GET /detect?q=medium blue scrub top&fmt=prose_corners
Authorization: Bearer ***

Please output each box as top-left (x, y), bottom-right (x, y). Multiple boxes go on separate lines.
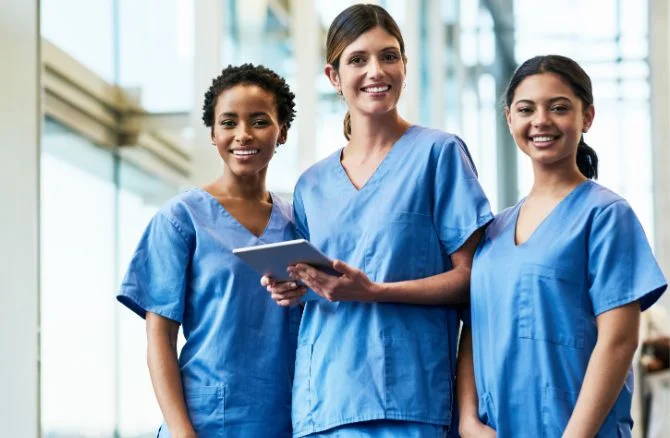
top-left (471, 181), bottom-right (667, 437)
top-left (117, 188), bottom-right (300, 438)
top-left (291, 126), bottom-right (493, 436)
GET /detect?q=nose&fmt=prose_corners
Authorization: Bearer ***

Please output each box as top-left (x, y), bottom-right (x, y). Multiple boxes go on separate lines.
top-left (235, 124), bottom-right (253, 144)
top-left (532, 108), bottom-right (551, 127)
top-left (367, 56), bottom-right (384, 79)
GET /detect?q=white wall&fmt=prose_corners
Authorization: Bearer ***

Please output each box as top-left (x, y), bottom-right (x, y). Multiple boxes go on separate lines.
top-left (0, 0), bottom-right (40, 435)
top-left (650, 0), bottom-right (670, 313)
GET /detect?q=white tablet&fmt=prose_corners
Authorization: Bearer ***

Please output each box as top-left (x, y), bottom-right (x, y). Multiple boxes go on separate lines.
top-left (233, 238), bottom-right (339, 283)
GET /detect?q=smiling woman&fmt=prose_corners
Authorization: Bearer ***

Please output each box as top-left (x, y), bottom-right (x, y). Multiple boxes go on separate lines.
top-left (458, 55), bottom-right (667, 438)
top-left (264, 4), bottom-right (493, 438)
top-left (117, 64), bottom-right (302, 438)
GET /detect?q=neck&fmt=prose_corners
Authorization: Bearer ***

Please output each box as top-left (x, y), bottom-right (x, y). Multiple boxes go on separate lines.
top-left (347, 109), bottom-right (411, 153)
top-left (208, 168), bottom-right (269, 201)
top-left (529, 160), bottom-right (587, 198)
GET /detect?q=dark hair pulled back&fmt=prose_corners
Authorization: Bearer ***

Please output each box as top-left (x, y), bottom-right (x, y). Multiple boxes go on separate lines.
top-left (505, 55), bottom-right (598, 179)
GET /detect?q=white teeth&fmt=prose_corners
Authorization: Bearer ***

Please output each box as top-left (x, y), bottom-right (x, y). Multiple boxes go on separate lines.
top-left (533, 136), bottom-right (555, 142)
top-left (232, 149), bottom-right (259, 156)
top-left (363, 85), bottom-right (390, 93)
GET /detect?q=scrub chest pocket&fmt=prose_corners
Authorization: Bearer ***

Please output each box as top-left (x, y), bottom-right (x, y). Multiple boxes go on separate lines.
top-left (518, 264), bottom-right (586, 349)
top-left (364, 212), bottom-right (436, 282)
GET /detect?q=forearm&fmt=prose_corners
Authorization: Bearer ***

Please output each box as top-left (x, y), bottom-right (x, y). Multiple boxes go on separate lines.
top-left (372, 265), bottom-right (470, 305)
top-left (457, 328), bottom-right (481, 428)
top-left (147, 319), bottom-right (195, 437)
top-left (563, 309), bottom-right (639, 437)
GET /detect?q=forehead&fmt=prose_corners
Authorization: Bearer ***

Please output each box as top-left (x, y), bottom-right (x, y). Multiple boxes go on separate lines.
top-left (342, 25), bottom-right (401, 54)
top-left (214, 84), bottom-right (277, 114)
top-left (512, 72), bottom-right (578, 102)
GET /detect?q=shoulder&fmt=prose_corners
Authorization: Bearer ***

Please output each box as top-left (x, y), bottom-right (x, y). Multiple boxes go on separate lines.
top-left (409, 125), bottom-right (463, 151)
top-left (409, 125), bottom-right (478, 176)
top-left (485, 203), bottom-right (519, 238)
top-left (295, 149), bottom-right (340, 192)
top-left (270, 192), bottom-right (294, 223)
top-left (582, 181), bottom-right (625, 205)
top-left (579, 181), bottom-right (633, 217)
top-left (154, 188), bottom-right (207, 237)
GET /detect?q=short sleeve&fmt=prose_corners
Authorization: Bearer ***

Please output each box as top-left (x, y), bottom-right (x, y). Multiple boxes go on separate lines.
top-left (292, 184), bottom-right (310, 240)
top-left (588, 200), bottom-right (667, 315)
top-left (117, 212), bottom-right (192, 323)
top-left (433, 136), bottom-right (493, 254)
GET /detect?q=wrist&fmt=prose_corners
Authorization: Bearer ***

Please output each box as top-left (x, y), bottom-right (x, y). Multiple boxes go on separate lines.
top-left (171, 424), bottom-right (197, 438)
top-left (458, 413), bottom-right (483, 435)
top-left (368, 281), bottom-right (385, 301)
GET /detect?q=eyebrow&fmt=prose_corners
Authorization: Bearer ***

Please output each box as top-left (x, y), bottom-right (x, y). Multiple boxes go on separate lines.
top-left (217, 111), bottom-right (270, 118)
top-left (514, 96), bottom-right (572, 106)
top-left (346, 47), bottom-right (400, 56)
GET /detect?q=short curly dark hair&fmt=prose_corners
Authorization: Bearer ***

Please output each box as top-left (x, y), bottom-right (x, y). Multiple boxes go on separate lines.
top-left (202, 63), bottom-right (296, 131)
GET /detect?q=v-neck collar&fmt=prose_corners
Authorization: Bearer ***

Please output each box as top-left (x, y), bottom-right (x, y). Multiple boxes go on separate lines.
top-left (332, 125), bottom-right (417, 194)
top-left (197, 188), bottom-right (278, 240)
top-left (512, 180), bottom-right (592, 247)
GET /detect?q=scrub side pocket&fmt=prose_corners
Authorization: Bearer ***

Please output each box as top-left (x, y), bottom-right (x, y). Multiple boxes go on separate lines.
top-left (518, 264), bottom-right (586, 349)
top-left (292, 341), bottom-right (314, 431)
top-left (541, 386), bottom-right (577, 437)
top-left (185, 384), bottom-right (225, 437)
top-left (382, 332), bottom-right (452, 423)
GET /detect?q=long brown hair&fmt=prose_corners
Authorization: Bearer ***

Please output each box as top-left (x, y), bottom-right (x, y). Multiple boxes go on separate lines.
top-left (326, 4), bottom-right (406, 140)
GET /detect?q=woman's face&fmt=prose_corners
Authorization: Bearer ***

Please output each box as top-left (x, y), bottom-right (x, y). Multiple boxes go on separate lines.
top-left (506, 72), bottom-right (594, 171)
top-left (210, 84), bottom-right (286, 179)
top-left (326, 26), bottom-right (406, 119)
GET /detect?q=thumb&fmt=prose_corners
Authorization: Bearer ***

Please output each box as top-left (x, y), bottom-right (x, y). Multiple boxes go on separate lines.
top-left (332, 259), bottom-right (359, 277)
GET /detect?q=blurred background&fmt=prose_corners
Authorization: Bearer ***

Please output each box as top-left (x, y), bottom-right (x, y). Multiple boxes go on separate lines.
top-left (2, 0), bottom-right (670, 436)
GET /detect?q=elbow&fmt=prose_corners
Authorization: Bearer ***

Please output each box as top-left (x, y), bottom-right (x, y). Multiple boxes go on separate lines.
top-left (599, 333), bottom-right (639, 360)
top-left (455, 265), bottom-right (472, 304)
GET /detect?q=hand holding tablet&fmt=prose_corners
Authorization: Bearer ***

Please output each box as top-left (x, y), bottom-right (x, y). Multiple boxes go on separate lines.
top-left (233, 239), bottom-right (339, 282)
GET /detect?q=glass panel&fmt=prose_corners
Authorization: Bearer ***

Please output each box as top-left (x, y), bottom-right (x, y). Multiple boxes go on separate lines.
top-left (118, 0), bottom-right (194, 112)
top-left (41, 0), bottom-right (115, 81)
top-left (117, 161), bottom-right (180, 437)
top-left (41, 118), bottom-right (117, 437)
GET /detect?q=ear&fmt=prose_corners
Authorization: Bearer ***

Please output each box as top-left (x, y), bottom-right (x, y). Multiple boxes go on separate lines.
top-left (324, 64), bottom-right (340, 90)
top-left (505, 107), bottom-right (512, 129)
top-left (277, 125), bottom-right (288, 145)
top-left (582, 104), bottom-right (595, 133)
top-left (210, 128), bottom-right (216, 145)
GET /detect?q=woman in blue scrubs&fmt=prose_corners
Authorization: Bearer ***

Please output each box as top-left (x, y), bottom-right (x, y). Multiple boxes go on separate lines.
top-left (457, 55), bottom-right (668, 437)
top-left (117, 64), bottom-right (302, 438)
top-left (265, 4), bottom-right (493, 437)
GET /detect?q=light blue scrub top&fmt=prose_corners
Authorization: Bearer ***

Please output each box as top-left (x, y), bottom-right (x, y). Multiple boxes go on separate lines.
top-left (117, 188), bottom-right (300, 438)
top-left (291, 126), bottom-right (493, 436)
top-left (471, 181), bottom-right (667, 437)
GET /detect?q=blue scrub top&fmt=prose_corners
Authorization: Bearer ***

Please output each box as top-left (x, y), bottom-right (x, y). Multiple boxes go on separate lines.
top-left (117, 188), bottom-right (300, 438)
top-left (471, 180), bottom-right (667, 437)
top-left (291, 126), bottom-right (493, 436)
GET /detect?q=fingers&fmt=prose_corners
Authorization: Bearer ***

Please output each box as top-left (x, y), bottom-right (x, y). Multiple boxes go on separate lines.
top-left (276, 296), bottom-right (302, 307)
top-left (260, 275), bottom-right (273, 287)
top-left (269, 285), bottom-right (307, 306)
top-left (331, 259), bottom-right (361, 279)
top-left (266, 281), bottom-right (300, 295)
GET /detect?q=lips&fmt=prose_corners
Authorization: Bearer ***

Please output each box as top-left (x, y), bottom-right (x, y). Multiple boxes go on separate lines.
top-left (230, 148), bottom-right (260, 156)
top-left (361, 84), bottom-right (391, 93)
top-left (529, 134), bottom-right (559, 148)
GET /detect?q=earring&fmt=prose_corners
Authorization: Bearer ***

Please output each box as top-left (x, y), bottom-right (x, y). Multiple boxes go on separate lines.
top-left (336, 89), bottom-right (343, 96)
top-left (403, 81), bottom-right (407, 89)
